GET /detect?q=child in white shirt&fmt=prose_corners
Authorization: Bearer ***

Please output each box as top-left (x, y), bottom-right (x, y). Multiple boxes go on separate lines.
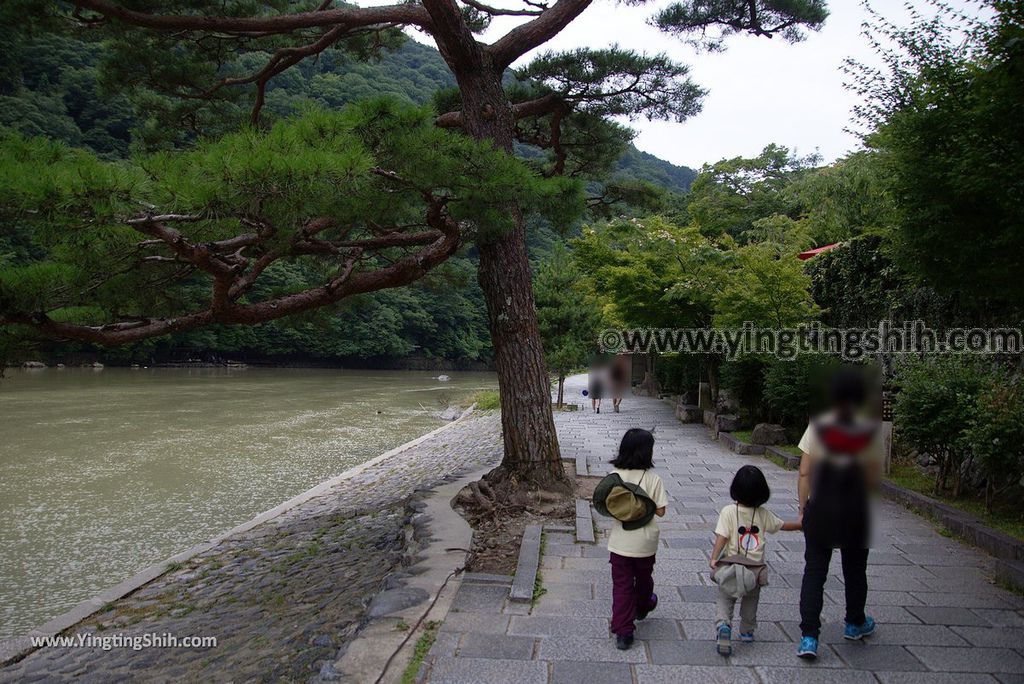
top-left (710, 465), bottom-right (800, 656)
top-left (605, 428), bottom-right (668, 651)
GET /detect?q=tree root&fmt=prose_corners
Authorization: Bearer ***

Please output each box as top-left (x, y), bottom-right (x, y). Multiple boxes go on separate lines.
top-left (450, 464), bottom-right (579, 574)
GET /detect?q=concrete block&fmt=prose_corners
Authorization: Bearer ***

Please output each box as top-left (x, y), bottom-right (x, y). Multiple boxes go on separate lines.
top-left (829, 643), bottom-right (926, 671)
top-left (905, 646), bottom-right (1024, 673)
top-left (424, 656), bottom-right (547, 684)
top-left (551, 661), bottom-right (633, 684)
top-left (509, 525), bottom-right (542, 602)
top-left (536, 635), bottom-right (647, 662)
top-left (906, 606), bottom-right (993, 626)
top-left (635, 664), bottom-right (759, 683)
top-left (509, 615), bottom-right (609, 639)
top-left (456, 633), bottom-right (535, 660)
top-left (576, 499), bottom-right (595, 544)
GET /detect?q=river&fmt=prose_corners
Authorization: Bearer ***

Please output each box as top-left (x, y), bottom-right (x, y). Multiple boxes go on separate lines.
top-left (0, 367), bottom-right (495, 638)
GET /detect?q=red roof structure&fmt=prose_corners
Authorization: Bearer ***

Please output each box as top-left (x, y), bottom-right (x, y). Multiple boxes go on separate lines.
top-left (798, 243), bottom-right (840, 260)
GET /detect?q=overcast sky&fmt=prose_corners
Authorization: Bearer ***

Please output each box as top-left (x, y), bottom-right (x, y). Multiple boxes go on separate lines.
top-left (384, 0), bottom-right (984, 169)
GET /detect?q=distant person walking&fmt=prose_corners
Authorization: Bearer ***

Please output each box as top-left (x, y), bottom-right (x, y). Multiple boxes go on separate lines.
top-left (796, 368), bottom-right (882, 660)
top-left (610, 354), bottom-right (629, 413)
top-left (588, 362), bottom-right (606, 413)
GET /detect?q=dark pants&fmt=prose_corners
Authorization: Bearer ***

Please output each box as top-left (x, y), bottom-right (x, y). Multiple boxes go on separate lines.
top-left (799, 543), bottom-right (869, 638)
top-left (610, 552), bottom-right (656, 636)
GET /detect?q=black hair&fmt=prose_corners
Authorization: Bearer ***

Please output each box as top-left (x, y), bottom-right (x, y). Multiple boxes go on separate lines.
top-left (609, 428), bottom-right (655, 470)
top-left (729, 465), bottom-right (771, 507)
top-left (829, 367), bottom-right (867, 408)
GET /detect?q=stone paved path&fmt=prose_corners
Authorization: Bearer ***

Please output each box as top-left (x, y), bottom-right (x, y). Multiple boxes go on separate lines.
top-left (421, 375), bottom-right (1024, 683)
top-left (0, 413), bottom-right (502, 684)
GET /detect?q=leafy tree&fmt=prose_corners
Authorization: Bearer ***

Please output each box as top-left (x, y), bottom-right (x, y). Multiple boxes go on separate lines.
top-left (713, 243), bottom-right (818, 329)
top-left (785, 151), bottom-right (896, 245)
top-left (893, 355), bottom-right (989, 497)
top-left (533, 244), bottom-right (600, 407)
top-left (806, 235), bottom-right (900, 328)
top-left (686, 144), bottom-right (817, 240)
top-left (744, 214), bottom-right (813, 257)
top-left (966, 374), bottom-right (1024, 511)
top-left (762, 354), bottom-right (840, 432)
top-left (846, 0), bottom-right (1024, 304)
top-left (572, 216), bottom-right (726, 329)
top-left (2, 0), bottom-right (830, 493)
top-left (654, 0), bottom-right (828, 51)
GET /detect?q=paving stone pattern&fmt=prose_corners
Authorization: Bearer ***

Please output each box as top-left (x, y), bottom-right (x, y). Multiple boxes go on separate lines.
top-left (419, 376), bottom-right (1024, 683)
top-left (0, 413), bottom-right (502, 684)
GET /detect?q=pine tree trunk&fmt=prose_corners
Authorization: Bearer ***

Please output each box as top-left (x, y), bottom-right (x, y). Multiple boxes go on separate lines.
top-left (455, 67), bottom-right (569, 491)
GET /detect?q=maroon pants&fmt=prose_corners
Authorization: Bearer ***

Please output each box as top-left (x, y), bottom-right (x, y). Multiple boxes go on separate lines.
top-left (609, 552), bottom-right (657, 636)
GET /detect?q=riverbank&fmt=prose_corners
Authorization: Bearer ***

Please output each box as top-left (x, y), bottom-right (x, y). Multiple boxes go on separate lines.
top-left (0, 368), bottom-right (496, 637)
top-left (0, 409), bottom-right (503, 682)
top-left (5, 356), bottom-right (493, 373)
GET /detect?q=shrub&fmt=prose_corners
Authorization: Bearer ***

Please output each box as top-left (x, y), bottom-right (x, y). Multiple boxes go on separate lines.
top-left (471, 389), bottom-right (501, 411)
top-left (966, 375), bottom-right (1024, 511)
top-left (655, 353), bottom-right (703, 398)
top-left (761, 355), bottom-right (841, 433)
top-left (720, 357), bottom-right (769, 423)
top-left (893, 356), bottom-right (989, 497)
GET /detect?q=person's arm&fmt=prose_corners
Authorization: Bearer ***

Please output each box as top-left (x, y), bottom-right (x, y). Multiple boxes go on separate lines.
top-left (780, 518), bottom-right (802, 531)
top-left (798, 452), bottom-right (814, 515)
top-left (866, 449), bottom-right (883, 490)
top-left (653, 477), bottom-right (668, 518)
top-left (710, 533), bottom-right (728, 569)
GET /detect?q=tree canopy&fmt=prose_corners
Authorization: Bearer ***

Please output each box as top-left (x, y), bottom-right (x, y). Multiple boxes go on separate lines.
top-left (0, 100), bottom-right (579, 344)
top-left (847, 0), bottom-right (1024, 304)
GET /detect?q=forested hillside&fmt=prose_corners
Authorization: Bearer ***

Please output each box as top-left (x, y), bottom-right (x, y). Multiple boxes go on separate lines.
top-left (0, 32), bottom-right (696, 367)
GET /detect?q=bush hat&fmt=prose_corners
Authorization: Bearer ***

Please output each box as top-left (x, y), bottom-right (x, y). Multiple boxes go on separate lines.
top-left (592, 471), bottom-right (657, 530)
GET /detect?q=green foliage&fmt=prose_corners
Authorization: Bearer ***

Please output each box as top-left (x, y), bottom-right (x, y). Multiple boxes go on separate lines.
top-left (686, 144), bottom-right (815, 240)
top-left (785, 151), bottom-right (896, 245)
top-left (515, 47), bottom-right (705, 122)
top-left (471, 390), bottom-right (501, 411)
top-left (534, 244), bottom-right (602, 394)
top-left (966, 375), bottom-right (1024, 510)
top-left (848, 0), bottom-right (1024, 303)
top-left (713, 243), bottom-right (818, 329)
top-left (720, 356), bottom-right (769, 421)
top-left (893, 355), bottom-right (990, 496)
top-left (0, 100), bottom-right (582, 357)
top-left (654, 353), bottom-right (704, 397)
top-left (0, 21), bottom-right (700, 364)
top-left (400, 620), bottom-right (440, 684)
top-left (762, 355), bottom-right (841, 431)
top-left (655, 0), bottom-right (828, 51)
top-left (805, 236), bottom-right (901, 328)
top-left (614, 146), bottom-right (697, 194)
top-left (572, 216), bottom-right (726, 328)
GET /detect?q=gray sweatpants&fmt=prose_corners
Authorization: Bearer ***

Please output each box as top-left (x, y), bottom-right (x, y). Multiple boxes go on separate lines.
top-left (715, 585), bottom-right (761, 633)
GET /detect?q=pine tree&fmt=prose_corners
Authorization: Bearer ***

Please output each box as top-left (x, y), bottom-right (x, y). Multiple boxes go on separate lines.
top-left (1, 0), bottom-right (829, 496)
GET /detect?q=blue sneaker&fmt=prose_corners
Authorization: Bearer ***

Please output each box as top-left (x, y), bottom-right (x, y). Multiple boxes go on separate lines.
top-left (716, 624), bottom-right (732, 656)
top-left (739, 632), bottom-right (754, 642)
top-left (797, 636), bottom-right (818, 660)
top-left (844, 616), bottom-right (876, 640)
